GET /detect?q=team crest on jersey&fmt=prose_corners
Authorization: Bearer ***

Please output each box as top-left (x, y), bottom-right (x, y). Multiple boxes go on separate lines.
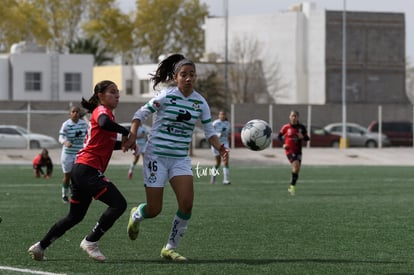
top-left (192, 101), bottom-right (201, 111)
top-left (148, 172), bottom-right (157, 184)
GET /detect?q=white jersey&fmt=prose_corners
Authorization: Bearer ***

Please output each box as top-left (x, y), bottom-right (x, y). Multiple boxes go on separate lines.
top-left (58, 118), bottom-right (88, 155)
top-left (212, 119), bottom-right (231, 144)
top-left (133, 87), bottom-right (216, 158)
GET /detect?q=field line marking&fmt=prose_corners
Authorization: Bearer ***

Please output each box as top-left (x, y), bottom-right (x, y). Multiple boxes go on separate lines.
top-left (0, 266), bottom-right (66, 275)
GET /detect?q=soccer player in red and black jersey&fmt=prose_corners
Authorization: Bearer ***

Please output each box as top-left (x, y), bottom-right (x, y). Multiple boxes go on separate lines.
top-left (28, 80), bottom-right (136, 262)
top-left (278, 110), bottom-right (310, 196)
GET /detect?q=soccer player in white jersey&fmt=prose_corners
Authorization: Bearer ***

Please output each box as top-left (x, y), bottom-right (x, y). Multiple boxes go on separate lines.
top-left (58, 106), bottom-right (87, 203)
top-left (124, 54), bottom-right (229, 261)
top-left (210, 110), bottom-right (231, 184)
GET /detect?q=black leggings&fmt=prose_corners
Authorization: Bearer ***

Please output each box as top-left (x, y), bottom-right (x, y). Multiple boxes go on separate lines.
top-left (40, 164), bottom-right (127, 248)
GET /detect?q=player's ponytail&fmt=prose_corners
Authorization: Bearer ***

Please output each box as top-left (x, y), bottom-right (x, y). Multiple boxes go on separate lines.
top-left (150, 54), bottom-right (187, 89)
top-left (81, 80), bottom-right (115, 113)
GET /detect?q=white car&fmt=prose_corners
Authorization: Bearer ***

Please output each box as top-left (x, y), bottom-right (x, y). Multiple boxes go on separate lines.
top-left (0, 125), bottom-right (58, 149)
top-left (324, 122), bottom-right (390, 148)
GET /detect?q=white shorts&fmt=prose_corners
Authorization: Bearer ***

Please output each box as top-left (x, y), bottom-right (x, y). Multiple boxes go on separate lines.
top-left (211, 141), bottom-right (229, 156)
top-left (136, 141), bottom-right (147, 155)
top-left (142, 153), bottom-right (192, 188)
top-left (61, 153), bottom-right (77, 174)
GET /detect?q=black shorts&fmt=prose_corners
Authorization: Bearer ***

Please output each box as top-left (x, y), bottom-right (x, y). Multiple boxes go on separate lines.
top-left (286, 153), bottom-right (302, 163)
top-left (70, 163), bottom-right (113, 203)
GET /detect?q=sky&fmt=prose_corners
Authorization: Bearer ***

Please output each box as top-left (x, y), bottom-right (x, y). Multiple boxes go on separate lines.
top-left (119, 0), bottom-right (413, 61)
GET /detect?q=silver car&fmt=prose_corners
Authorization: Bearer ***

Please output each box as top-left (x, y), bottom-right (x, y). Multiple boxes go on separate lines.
top-left (324, 122), bottom-right (390, 148)
top-left (0, 125), bottom-right (58, 149)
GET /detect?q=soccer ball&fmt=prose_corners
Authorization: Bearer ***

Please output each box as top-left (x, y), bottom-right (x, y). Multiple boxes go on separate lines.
top-left (241, 119), bottom-right (273, 151)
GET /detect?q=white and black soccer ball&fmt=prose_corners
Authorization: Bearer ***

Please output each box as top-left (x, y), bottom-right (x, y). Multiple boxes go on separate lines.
top-left (241, 119), bottom-right (273, 151)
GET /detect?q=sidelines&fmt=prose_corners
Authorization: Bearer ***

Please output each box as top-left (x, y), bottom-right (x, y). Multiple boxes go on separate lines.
top-left (0, 266), bottom-right (66, 275)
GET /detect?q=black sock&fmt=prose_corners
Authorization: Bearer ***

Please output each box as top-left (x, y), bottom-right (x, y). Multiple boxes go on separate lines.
top-left (291, 173), bottom-right (298, 185)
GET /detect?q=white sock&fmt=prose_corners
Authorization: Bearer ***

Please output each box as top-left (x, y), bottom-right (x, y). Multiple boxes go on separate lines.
top-left (62, 187), bottom-right (68, 197)
top-left (223, 167), bottom-right (230, 182)
top-left (165, 215), bottom-right (189, 250)
top-left (129, 162), bottom-right (135, 172)
top-left (132, 203), bottom-right (146, 221)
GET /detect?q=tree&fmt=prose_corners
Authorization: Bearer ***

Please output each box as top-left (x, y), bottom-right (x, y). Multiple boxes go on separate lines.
top-left (31, 0), bottom-right (88, 52)
top-left (67, 37), bottom-right (113, 65)
top-left (227, 35), bottom-right (286, 104)
top-left (134, 0), bottom-right (208, 62)
top-left (196, 71), bottom-right (227, 113)
top-left (0, 0), bottom-right (50, 52)
top-left (82, 0), bottom-right (135, 64)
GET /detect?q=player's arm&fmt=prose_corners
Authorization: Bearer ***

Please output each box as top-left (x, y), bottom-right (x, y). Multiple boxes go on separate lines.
top-left (278, 128), bottom-right (288, 149)
top-left (122, 119), bottom-right (141, 152)
top-left (299, 125), bottom-right (310, 142)
top-left (209, 135), bottom-right (229, 162)
top-left (97, 114), bottom-right (129, 150)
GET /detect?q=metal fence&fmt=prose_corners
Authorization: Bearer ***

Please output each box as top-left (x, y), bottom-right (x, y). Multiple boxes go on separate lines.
top-left (1, 101), bottom-right (413, 148)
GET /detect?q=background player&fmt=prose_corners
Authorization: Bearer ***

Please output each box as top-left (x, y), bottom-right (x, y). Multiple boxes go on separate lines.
top-left (58, 106), bottom-right (88, 203)
top-left (32, 148), bottom-right (53, 179)
top-left (210, 110), bottom-right (231, 184)
top-left (278, 110), bottom-right (310, 195)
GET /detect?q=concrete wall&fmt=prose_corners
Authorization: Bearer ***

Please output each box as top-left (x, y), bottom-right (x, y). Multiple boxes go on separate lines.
top-left (325, 11), bottom-right (406, 104)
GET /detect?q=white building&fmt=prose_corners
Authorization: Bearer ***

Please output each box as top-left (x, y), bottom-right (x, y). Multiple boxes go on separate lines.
top-left (0, 42), bottom-right (94, 102)
top-left (204, 2), bottom-right (326, 104)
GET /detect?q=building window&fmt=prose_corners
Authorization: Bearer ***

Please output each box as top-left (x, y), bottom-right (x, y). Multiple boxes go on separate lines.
top-left (140, 80), bottom-right (150, 94)
top-left (64, 73), bottom-right (81, 92)
top-left (25, 72), bottom-right (42, 91)
top-left (126, 79), bottom-right (133, 95)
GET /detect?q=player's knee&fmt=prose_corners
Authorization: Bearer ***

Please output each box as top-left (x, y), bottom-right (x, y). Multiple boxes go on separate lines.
top-left (145, 204), bottom-right (162, 218)
top-left (118, 197), bottom-right (127, 215)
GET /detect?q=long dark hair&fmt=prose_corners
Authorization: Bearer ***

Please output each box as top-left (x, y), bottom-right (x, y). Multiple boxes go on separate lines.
top-left (81, 80), bottom-right (115, 113)
top-left (150, 54), bottom-right (195, 90)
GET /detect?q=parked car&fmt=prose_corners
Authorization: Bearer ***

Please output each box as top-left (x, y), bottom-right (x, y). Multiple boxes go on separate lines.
top-left (367, 121), bottom-right (413, 146)
top-left (0, 125), bottom-right (58, 149)
top-left (324, 122), bottom-right (390, 148)
top-left (308, 126), bottom-right (341, 147)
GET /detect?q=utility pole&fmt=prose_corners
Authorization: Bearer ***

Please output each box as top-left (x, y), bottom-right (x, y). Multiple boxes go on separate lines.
top-left (341, 0), bottom-right (348, 149)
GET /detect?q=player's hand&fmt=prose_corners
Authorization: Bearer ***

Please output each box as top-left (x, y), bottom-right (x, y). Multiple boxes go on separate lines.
top-left (283, 144), bottom-right (289, 150)
top-left (122, 135), bottom-right (136, 152)
top-left (64, 141), bottom-right (72, 148)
